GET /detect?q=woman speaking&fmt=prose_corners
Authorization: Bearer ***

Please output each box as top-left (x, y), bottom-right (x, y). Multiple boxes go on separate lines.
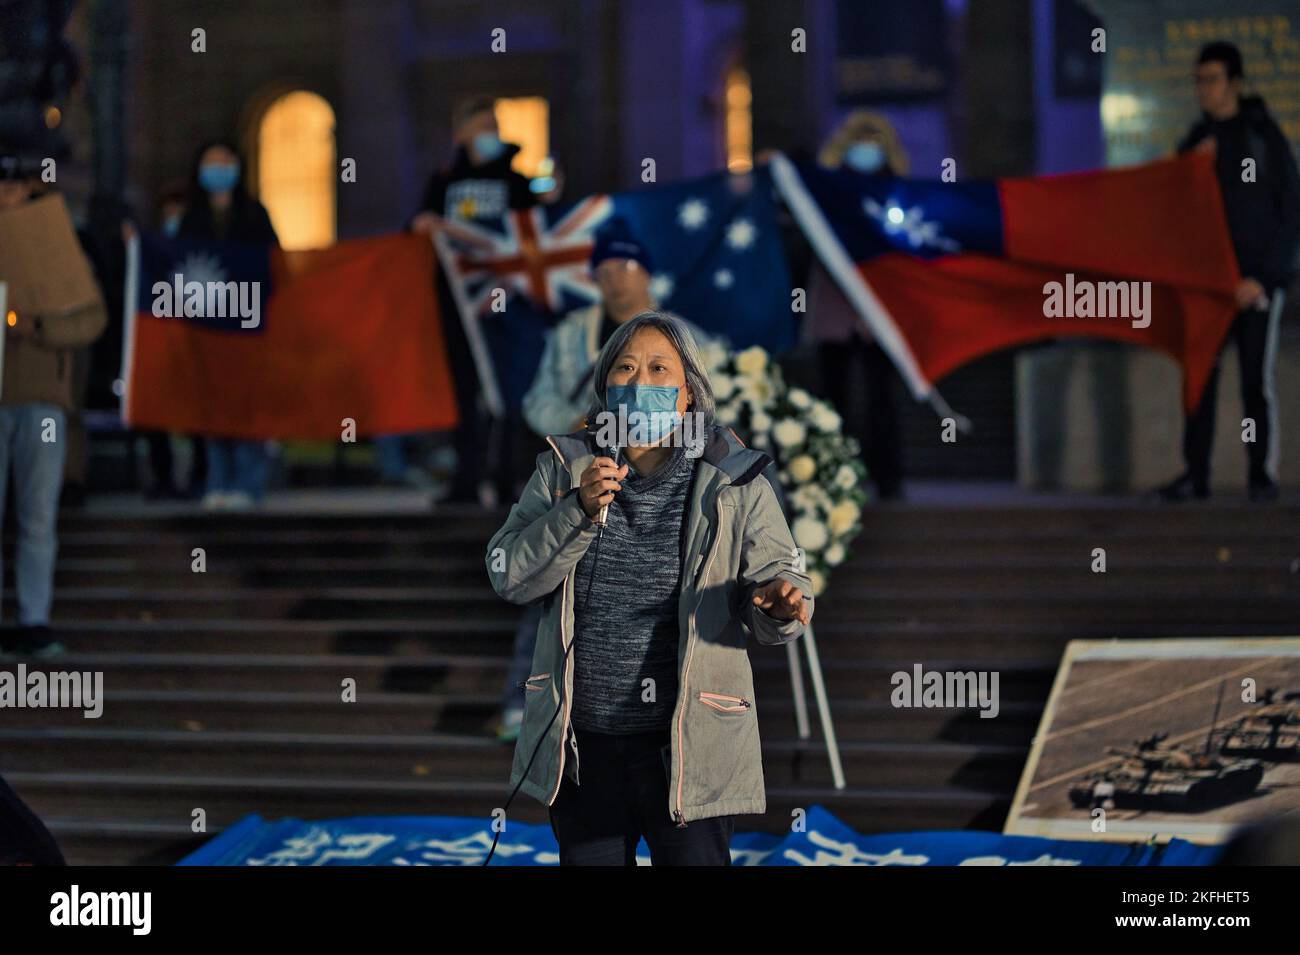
top-left (485, 310), bottom-right (813, 865)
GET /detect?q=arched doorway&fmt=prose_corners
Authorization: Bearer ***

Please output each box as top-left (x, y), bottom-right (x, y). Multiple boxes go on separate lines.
top-left (256, 90), bottom-right (337, 250)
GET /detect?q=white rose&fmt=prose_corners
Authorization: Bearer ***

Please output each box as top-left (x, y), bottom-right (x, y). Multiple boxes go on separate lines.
top-left (834, 464), bottom-right (858, 491)
top-left (825, 543), bottom-right (845, 566)
top-left (827, 499), bottom-right (861, 535)
top-left (809, 569), bottom-right (827, 596)
top-left (772, 419), bottom-right (806, 449)
top-left (740, 376), bottom-right (773, 409)
top-left (734, 346), bottom-right (768, 378)
top-left (712, 373), bottom-right (736, 399)
top-left (751, 411), bottom-right (773, 433)
top-left (810, 401), bottom-right (842, 433)
top-left (700, 341), bottom-right (728, 370)
top-left (792, 516), bottom-right (828, 551)
top-left (788, 388), bottom-right (813, 410)
top-left (788, 454), bottom-right (816, 483)
top-left (717, 405), bottom-right (738, 426)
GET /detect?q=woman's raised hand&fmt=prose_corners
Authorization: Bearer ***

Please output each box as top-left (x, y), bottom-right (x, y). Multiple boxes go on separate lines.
top-left (578, 456), bottom-right (629, 520)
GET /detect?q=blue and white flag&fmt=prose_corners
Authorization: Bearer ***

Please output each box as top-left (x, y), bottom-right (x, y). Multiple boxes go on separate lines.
top-left (178, 805), bottom-right (1223, 866)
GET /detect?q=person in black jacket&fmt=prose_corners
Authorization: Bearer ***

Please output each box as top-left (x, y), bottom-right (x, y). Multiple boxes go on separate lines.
top-left (1157, 42), bottom-right (1300, 503)
top-left (178, 139), bottom-right (280, 511)
top-left (410, 96), bottom-right (540, 506)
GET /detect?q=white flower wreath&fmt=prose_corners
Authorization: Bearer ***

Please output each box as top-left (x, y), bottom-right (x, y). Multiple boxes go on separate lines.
top-left (699, 342), bottom-right (869, 596)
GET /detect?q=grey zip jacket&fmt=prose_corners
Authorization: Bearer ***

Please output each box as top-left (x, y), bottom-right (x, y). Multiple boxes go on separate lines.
top-left (485, 423), bottom-right (814, 826)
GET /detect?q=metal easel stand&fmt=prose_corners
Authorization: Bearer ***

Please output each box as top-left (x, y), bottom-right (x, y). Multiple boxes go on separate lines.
top-left (785, 621), bottom-right (846, 790)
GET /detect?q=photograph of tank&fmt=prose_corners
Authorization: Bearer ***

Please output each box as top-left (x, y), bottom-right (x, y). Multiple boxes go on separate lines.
top-left (1005, 638), bottom-right (1300, 844)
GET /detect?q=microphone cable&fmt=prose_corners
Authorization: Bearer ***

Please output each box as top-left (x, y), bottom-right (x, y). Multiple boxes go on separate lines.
top-left (482, 447), bottom-right (618, 865)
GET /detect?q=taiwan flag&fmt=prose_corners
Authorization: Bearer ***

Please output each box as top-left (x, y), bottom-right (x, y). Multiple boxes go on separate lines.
top-left (122, 230), bottom-right (458, 439)
top-left (771, 151), bottom-right (1241, 413)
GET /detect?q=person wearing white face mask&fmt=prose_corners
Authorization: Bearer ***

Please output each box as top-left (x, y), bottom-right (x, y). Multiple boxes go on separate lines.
top-left (803, 110), bottom-right (910, 500)
top-left (407, 97), bottom-right (556, 506)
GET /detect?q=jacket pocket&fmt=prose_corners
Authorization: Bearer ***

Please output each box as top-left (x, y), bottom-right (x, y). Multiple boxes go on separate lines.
top-left (519, 672), bottom-right (552, 691)
top-left (698, 690), bottom-right (751, 713)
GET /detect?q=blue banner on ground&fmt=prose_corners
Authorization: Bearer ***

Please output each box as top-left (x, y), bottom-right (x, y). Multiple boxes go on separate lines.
top-left (177, 805), bottom-right (1223, 866)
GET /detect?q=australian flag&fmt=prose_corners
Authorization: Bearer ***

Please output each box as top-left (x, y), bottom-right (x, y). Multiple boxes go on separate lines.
top-left (432, 167), bottom-right (795, 416)
top-left (609, 165), bottom-right (796, 353)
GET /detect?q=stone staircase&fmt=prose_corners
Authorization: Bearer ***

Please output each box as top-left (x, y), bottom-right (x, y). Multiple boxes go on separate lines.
top-left (2, 497), bottom-right (1297, 863)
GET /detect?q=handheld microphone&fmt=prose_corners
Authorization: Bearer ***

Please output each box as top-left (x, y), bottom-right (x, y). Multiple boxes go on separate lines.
top-left (597, 445), bottom-right (620, 526)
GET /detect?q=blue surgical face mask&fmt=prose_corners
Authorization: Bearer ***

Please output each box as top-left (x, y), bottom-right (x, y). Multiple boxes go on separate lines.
top-left (198, 162), bottom-right (240, 193)
top-left (606, 384), bottom-right (682, 445)
top-left (472, 132), bottom-right (506, 163)
top-left (844, 141), bottom-right (886, 174)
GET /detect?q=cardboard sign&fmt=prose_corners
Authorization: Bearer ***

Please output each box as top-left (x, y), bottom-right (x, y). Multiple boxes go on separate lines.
top-left (0, 192), bottom-right (98, 323)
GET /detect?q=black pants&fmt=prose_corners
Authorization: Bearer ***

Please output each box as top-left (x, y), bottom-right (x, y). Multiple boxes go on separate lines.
top-left (146, 431), bottom-right (207, 491)
top-left (438, 281), bottom-right (524, 503)
top-left (548, 724), bottom-right (734, 865)
top-left (818, 336), bottom-right (903, 497)
top-left (1182, 298), bottom-right (1281, 487)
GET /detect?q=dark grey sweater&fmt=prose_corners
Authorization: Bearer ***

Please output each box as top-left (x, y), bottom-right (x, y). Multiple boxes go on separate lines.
top-left (571, 443), bottom-right (696, 734)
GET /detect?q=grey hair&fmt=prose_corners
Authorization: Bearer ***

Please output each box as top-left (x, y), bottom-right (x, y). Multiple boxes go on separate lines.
top-left (585, 309), bottom-right (715, 428)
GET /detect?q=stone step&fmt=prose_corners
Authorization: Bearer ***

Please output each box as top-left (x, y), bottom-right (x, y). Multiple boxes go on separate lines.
top-left (0, 652), bottom-right (1055, 701)
top-left (0, 689), bottom-right (1043, 744)
top-left (0, 729), bottom-right (1027, 792)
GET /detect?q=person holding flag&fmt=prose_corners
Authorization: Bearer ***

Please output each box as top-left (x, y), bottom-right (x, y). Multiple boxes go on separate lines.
top-left (410, 96), bottom-right (554, 506)
top-left (1156, 42), bottom-right (1300, 504)
top-left (802, 110), bottom-right (910, 500)
top-left (176, 139), bottom-right (280, 511)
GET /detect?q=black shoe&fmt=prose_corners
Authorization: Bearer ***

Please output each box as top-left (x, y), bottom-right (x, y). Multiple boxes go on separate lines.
top-left (1248, 477), bottom-right (1280, 503)
top-left (0, 625), bottom-right (64, 658)
top-left (1154, 473), bottom-right (1209, 501)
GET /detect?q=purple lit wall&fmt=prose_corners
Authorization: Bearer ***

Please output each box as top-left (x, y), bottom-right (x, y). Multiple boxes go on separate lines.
top-left (1032, 0), bottom-right (1104, 173)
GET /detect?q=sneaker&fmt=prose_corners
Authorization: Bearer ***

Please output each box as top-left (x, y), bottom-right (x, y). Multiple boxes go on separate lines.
top-left (29, 640), bottom-right (67, 659)
top-left (223, 491), bottom-right (255, 511)
top-left (1248, 477), bottom-right (1280, 503)
top-left (201, 491), bottom-right (228, 510)
top-left (1154, 472), bottom-right (1209, 502)
top-left (495, 707), bottom-right (524, 744)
